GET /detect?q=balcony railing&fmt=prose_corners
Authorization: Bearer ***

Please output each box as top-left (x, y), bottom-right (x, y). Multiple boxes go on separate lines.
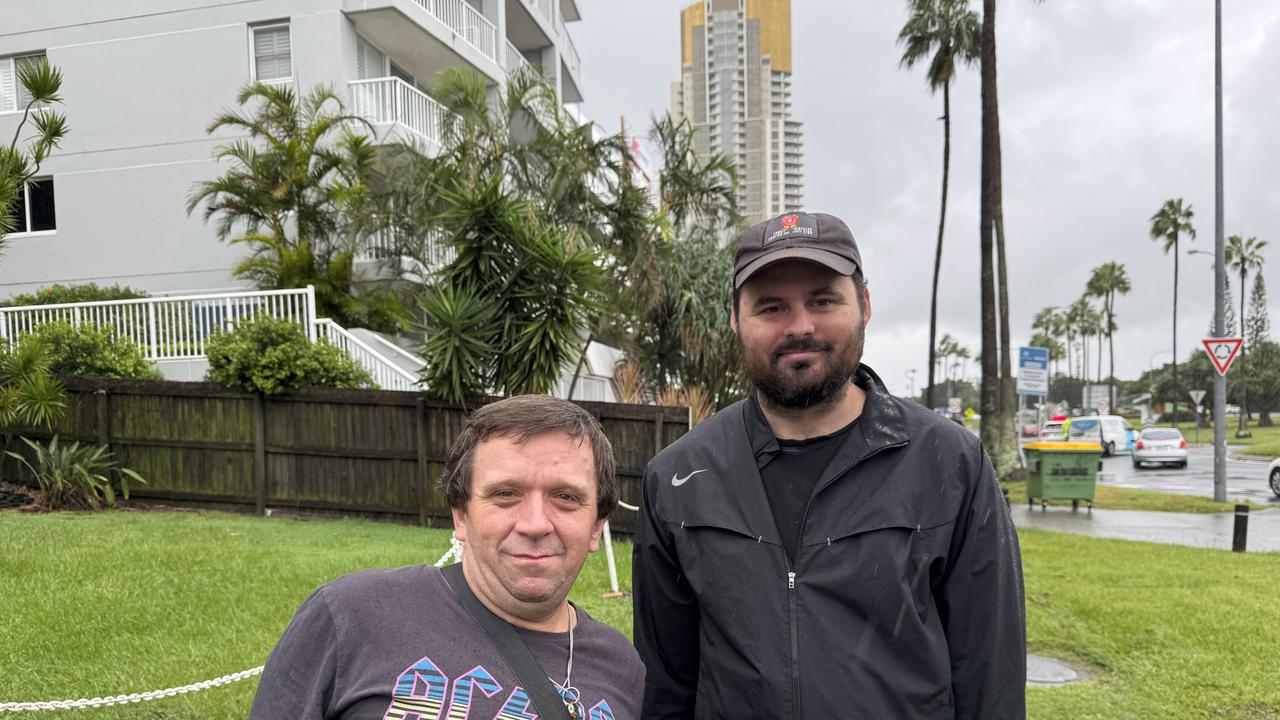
top-left (504, 40), bottom-right (536, 78)
top-left (349, 77), bottom-right (451, 153)
top-left (412, 0), bottom-right (497, 61)
top-left (555, 12), bottom-right (581, 79)
top-left (519, 0), bottom-right (554, 26)
top-left (358, 226), bottom-right (456, 271)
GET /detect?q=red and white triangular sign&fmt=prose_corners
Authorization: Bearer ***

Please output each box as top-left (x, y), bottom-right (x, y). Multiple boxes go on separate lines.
top-left (1201, 337), bottom-right (1244, 375)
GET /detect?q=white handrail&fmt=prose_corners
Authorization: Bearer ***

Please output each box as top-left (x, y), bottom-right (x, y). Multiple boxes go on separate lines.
top-left (349, 77), bottom-right (451, 153)
top-left (411, 0), bottom-right (497, 61)
top-left (315, 319), bottom-right (420, 391)
top-left (504, 40), bottom-right (535, 78)
top-left (556, 12), bottom-right (581, 79)
top-left (0, 287), bottom-right (315, 360)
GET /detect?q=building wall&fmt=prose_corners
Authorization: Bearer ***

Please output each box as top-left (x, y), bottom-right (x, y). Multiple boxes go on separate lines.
top-left (0, 0), bottom-right (583, 300)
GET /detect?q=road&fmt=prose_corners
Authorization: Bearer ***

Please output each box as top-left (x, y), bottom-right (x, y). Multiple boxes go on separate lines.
top-left (1095, 445), bottom-right (1279, 505)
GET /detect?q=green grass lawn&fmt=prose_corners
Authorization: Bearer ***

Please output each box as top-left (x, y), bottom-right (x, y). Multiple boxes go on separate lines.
top-left (1170, 419), bottom-right (1280, 457)
top-left (1002, 480), bottom-right (1269, 513)
top-left (2, 510), bottom-right (1279, 719)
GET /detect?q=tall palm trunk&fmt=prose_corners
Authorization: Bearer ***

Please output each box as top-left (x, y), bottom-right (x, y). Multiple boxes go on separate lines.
top-left (1172, 238), bottom-right (1180, 421)
top-left (926, 84), bottom-right (953, 411)
top-left (1107, 295), bottom-right (1116, 409)
top-left (979, 0), bottom-right (1014, 477)
top-left (1239, 267), bottom-right (1249, 433)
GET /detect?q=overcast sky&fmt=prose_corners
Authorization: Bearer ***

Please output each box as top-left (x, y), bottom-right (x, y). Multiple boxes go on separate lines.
top-left (572, 1), bottom-right (1280, 399)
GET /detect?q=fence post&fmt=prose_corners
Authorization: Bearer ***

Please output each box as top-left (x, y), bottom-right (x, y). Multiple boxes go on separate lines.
top-left (253, 394), bottom-right (267, 516)
top-left (95, 388), bottom-right (111, 454)
top-left (653, 407), bottom-right (665, 457)
top-left (304, 285), bottom-right (317, 342)
top-left (416, 397), bottom-right (432, 527)
top-left (146, 303), bottom-right (158, 360)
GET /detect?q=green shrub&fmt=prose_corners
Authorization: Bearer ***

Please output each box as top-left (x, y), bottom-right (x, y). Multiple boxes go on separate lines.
top-left (6, 435), bottom-right (144, 510)
top-left (25, 321), bottom-right (162, 380)
top-left (3, 283), bottom-right (148, 307)
top-left (204, 316), bottom-right (373, 395)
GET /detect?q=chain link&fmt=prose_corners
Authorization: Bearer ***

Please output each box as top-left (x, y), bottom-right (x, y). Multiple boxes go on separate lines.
top-left (0, 536), bottom-right (466, 713)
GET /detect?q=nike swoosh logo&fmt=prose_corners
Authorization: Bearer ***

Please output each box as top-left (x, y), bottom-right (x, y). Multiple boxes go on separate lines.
top-left (671, 469), bottom-right (709, 487)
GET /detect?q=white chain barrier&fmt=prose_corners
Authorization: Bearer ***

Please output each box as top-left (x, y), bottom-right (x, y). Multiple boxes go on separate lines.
top-left (0, 534), bottom-right (468, 714)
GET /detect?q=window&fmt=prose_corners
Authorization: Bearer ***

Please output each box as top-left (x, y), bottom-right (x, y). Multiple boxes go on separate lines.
top-left (251, 23), bottom-right (291, 82)
top-left (1, 53), bottom-right (47, 113)
top-left (9, 177), bottom-right (56, 234)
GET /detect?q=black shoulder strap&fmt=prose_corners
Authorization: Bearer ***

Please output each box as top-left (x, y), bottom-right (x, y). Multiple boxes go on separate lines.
top-left (441, 563), bottom-right (572, 720)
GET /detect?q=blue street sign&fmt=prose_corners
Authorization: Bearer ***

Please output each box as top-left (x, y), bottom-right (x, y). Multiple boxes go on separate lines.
top-left (1018, 346), bottom-right (1050, 396)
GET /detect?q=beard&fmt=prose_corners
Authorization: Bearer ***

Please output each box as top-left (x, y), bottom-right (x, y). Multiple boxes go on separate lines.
top-left (742, 327), bottom-right (865, 410)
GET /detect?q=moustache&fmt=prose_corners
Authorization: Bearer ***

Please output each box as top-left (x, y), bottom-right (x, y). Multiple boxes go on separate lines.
top-left (772, 339), bottom-right (833, 361)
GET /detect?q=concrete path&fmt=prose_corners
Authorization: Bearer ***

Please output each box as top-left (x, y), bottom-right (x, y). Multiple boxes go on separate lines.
top-left (1010, 503), bottom-right (1280, 552)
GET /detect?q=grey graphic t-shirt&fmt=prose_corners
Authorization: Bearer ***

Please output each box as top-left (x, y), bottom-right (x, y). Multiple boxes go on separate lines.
top-left (250, 565), bottom-right (644, 720)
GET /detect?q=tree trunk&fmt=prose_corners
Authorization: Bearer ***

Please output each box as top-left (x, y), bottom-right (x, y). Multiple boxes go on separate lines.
top-left (566, 332), bottom-right (594, 400)
top-left (926, 85), bottom-right (953, 411)
top-left (1108, 297), bottom-right (1116, 410)
top-left (1239, 268), bottom-right (1249, 433)
top-left (979, 0), bottom-right (1015, 478)
top-left (1172, 237), bottom-right (1180, 421)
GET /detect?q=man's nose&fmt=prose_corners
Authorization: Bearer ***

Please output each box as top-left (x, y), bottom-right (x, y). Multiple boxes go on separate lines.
top-left (514, 496), bottom-right (554, 537)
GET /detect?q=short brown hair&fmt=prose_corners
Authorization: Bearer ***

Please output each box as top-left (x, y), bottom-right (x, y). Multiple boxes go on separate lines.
top-left (441, 395), bottom-right (617, 519)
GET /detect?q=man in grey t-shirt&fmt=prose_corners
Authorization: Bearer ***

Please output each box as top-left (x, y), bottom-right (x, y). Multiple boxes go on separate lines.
top-left (251, 396), bottom-right (644, 720)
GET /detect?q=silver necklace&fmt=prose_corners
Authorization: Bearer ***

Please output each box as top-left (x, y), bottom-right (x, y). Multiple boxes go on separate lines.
top-left (549, 604), bottom-right (584, 719)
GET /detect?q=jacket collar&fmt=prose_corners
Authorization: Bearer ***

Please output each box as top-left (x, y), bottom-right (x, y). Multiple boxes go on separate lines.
top-left (744, 364), bottom-right (911, 470)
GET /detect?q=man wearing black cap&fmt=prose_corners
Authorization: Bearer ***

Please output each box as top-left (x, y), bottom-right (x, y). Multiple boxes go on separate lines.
top-left (632, 212), bottom-right (1026, 719)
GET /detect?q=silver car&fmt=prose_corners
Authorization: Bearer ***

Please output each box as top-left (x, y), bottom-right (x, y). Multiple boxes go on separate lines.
top-left (1132, 428), bottom-right (1188, 469)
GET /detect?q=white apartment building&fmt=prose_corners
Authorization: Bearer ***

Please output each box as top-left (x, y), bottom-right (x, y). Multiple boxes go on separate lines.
top-left (671, 0), bottom-right (802, 222)
top-left (0, 0), bottom-right (584, 299)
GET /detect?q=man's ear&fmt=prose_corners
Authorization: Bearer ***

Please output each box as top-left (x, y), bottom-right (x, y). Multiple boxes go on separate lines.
top-left (451, 506), bottom-right (468, 543)
top-left (730, 302), bottom-right (739, 335)
top-left (861, 287), bottom-right (872, 326)
top-left (588, 516), bottom-right (606, 553)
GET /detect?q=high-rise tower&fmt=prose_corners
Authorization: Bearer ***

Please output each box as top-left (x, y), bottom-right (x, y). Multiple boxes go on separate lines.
top-left (671, 0), bottom-right (803, 222)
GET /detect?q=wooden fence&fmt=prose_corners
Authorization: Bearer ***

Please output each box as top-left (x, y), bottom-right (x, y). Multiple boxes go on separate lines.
top-left (3, 377), bottom-right (690, 534)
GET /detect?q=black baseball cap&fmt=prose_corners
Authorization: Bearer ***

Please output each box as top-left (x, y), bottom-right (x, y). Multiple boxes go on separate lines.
top-left (733, 212), bottom-right (862, 288)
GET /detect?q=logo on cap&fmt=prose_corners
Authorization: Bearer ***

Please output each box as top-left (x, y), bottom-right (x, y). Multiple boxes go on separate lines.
top-left (781, 214), bottom-right (799, 231)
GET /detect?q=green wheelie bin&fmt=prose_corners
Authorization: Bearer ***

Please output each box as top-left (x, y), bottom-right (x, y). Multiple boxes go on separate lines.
top-left (1023, 441), bottom-right (1103, 510)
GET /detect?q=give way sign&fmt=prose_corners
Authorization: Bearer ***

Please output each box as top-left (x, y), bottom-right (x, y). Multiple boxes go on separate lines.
top-left (1201, 337), bottom-right (1244, 375)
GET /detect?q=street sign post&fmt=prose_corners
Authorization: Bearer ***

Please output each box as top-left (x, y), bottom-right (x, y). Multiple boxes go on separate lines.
top-left (1202, 338), bottom-right (1243, 376)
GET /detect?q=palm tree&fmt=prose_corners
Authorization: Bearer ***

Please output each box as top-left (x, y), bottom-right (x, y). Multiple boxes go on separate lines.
top-left (0, 339), bottom-right (66, 483)
top-left (187, 83), bottom-right (406, 330)
top-left (651, 113), bottom-right (738, 234)
top-left (1150, 198), bottom-right (1196, 420)
top-left (897, 0), bottom-right (980, 411)
top-left (1226, 233), bottom-right (1267, 433)
top-left (1087, 262), bottom-right (1131, 407)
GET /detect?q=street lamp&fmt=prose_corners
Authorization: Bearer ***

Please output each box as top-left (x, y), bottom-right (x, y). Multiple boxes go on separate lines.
top-left (905, 368), bottom-right (917, 400)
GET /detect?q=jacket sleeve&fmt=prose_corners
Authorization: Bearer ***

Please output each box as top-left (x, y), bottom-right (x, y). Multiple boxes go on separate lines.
top-left (632, 461), bottom-right (701, 719)
top-left (938, 446), bottom-right (1027, 719)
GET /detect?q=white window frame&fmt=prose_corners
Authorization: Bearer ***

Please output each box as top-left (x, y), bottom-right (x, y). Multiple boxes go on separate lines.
top-left (0, 52), bottom-right (47, 116)
top-left (8, 176), bottom-right (57, 237)
top-left (249, 21), bottom-right (293, 84)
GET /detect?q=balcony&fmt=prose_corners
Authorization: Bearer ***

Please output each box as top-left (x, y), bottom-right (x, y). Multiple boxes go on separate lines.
top-left (344, 0), bottom-right (500, 84)
top-left (349, 77), bottom-right (452, 155)
top-left (504, 39), bottom-right (537, 78)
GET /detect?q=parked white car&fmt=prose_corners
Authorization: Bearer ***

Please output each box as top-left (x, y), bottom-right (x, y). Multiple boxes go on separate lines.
top-left (1266, 458), bottom-right (1280, 498)
top-left (1132, 428), bottom-right (1188, 469)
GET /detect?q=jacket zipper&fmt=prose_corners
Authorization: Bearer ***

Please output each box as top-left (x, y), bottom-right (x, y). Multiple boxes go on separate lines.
top-left (787, 569), bottom-right (799, 719)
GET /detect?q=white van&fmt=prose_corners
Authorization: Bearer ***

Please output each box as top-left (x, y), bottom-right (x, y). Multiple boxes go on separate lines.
top-left (1069, 415), bottom-right (1136, 456)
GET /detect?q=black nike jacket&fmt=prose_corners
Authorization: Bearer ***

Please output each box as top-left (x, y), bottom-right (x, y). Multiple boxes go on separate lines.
top-left (632, 367), bottom-right (1026, 719)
